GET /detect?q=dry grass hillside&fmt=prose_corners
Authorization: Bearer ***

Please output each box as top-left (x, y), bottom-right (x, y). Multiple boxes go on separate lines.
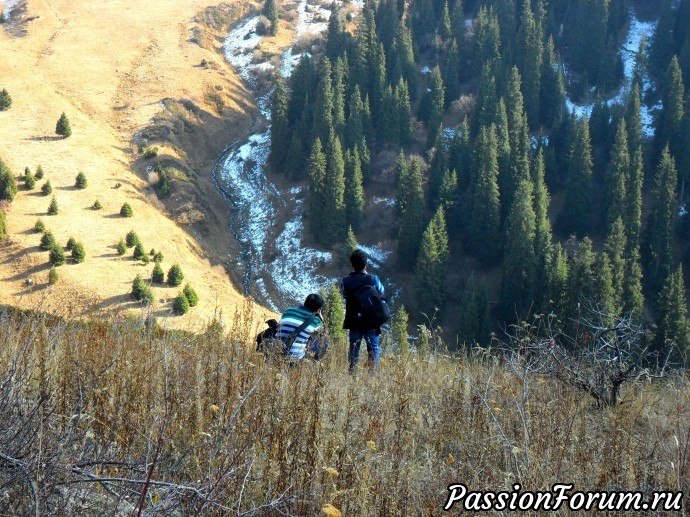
top-left (0, 0), bottom-right (275, 329)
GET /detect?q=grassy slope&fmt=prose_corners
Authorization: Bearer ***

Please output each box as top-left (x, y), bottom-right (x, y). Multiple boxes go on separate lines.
top-left (0, 0), bottom-right (274, 329)
top-left (1, 307), bottom-right (688, 515)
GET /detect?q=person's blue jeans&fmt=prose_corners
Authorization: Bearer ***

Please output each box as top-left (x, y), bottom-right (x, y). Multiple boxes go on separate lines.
top-left (348, 330), bottom-right (380, 373)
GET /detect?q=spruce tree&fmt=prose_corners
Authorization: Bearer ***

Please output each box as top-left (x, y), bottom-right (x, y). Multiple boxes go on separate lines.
top-left (313, 58), bottom-right (334, 146)
top-left (173, 292), bottom-right (190, 315)
top-left (307, 138), bottom-right (327, 241)
top-left (116, 239), bottom-right (127, 256)
top-left (325, 283), bottom-right (345, 342)
top-left (397, 156), bottom-right (425, 267)
top-left (625, 84), bottom-right (644, 157)
top-left (71, 242), bottom-right (86, 264)
top-left (270, 76), bottom-right (290, 171)
top-left (66, 236), bottom-right (77, 251)
top-left (558, 117), bottom-right (593, 236)
top-left (501, 179), bottom-right (537, 322)
top-left (604, 217), bottom-right (627, 314)
top-left (41, 180), bottom-right (52, 196)
top-left (346, 226), bottom-right (358, 256)
top-left (605, 120), bottom-right (629, 233)
top-left (133, 241), bottom-right (146, 261)
top-left (415, 207), bottom-right (449, 317)
top-left (35, 165), bottom-right (44, 180)
top-left (0, 88), bottom-right (11, 110)
top-left (92, 199), bottom-right (102, 210)
top-left (75, 172), bottom-right (87, 189)
top-left (260, 0), bottom-right (279, 35)
top-left (34, 219), bottom-right (45, 233)
top-left (151, 262), bottom-right (165, 283)
top-left (0, 160), bottom-right (18, 202)
top-left (125, 230), bottom-right (139, 248)
top-left (47, 196), bottom-right (58, 215)
top-left (391, 305), bottom-right (409, 356)
top-left (427, 131), bottom-right (448, 208)
top-left (55, 112), bottom-right (72, 138)
top-left (468, 125), bottom-right (501, 265)
top-left (167, 264), bottom-right (184, 286)
top-left (656, 266), bottom-right (690, 354)
top-left (458, 274), bottom-right (491, 346)
top-left (49, 245), bottom-right (66, 267)
top-left (593, 252), bottom-right (617, 323)
top-left (131, 274), bottom-right (146, 301)
top-left (346, 86), bottom-right (366, 149)
top-left (438, 169), bottom-right (459, 215)
top-left (120, 202), bottom-right (133, 217)
top-left (567, 237), bottom-right (597, 322)
top-left (544, 243), bottom-right (569, 319)
top-left (426, 66), bottom-right (445, 148)
top-left (48, 266), bottom-right (58, 285)
top-left (322, 131), bottom-right (346, 245)
top-left (516, 0), bottom-right (543, 130)
top-left (532, 149), bottom-right (553, 306)
top-left (325, 4), bottom-right (344, 61)
top-left (24, 170), bottom-right (35, 190)
top-left (183, 283), bottom-right (199, 307)
top-left (344, 148), bottom-right (365, 232)
top-left (656, 56), bottom-right (685, 160)
top-left (40, 230), bottom-right (56, 250)
top-left (643, 147), bottom-right (678, 294)
top-left (540, 36), bottom-right (565, 128)
top-left (505, 67), bottom-right (531, 218)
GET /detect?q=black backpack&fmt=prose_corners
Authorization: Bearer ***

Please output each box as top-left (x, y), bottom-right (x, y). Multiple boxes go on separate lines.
top-left (352, 280), bottom-right (391, 328)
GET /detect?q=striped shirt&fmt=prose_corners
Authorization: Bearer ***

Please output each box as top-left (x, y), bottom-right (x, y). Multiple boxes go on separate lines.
top-left (276, 306), bottom-right (323, 360)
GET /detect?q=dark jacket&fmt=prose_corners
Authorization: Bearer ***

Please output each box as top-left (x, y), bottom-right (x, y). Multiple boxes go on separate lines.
top-left (340, 271), bottom-right (385, 332)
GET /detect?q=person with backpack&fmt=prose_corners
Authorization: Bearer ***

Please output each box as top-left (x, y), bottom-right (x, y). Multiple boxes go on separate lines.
top-left (276, 293), bottom-right (325, 361)
top-left (340, 249), bottom-right (390, 373)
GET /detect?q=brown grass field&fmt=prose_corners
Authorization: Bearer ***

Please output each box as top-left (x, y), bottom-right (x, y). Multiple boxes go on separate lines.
top-left (0, 0), bottom-right (274, 330)
top-left (1, 305), bottom-right (690, 515)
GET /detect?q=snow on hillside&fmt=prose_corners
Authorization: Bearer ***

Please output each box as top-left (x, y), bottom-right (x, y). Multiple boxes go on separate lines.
top-left (219, 0), bottom-right (390, 308)
top-left (565, 9), bottom-right (657, 137)
top-left (2, 0), bottom-right (20, 17)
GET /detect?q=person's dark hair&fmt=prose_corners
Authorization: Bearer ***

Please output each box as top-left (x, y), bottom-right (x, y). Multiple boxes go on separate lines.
top-left (304, 293), bottom-right (324, 313)
top-left (350, 249), bottom-right (368, 272)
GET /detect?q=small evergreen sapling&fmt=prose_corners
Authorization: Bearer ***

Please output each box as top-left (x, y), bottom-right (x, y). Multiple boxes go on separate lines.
top-left (41, 180), bottom-right (52, 195)
top-left (151, 262), bottom-right (165, 283)
top-left (49, 245), bottom-right (65, 266)
top-left (48, 266), bottom-right (58, 285)
top-left (131, 274), bottom-right (146, 300)
top-left (116, 239), bottom-right (127, 256)
top-left (125, 230), bottom-right (139, 247)
top-left (0, 88), bottom-right (11, 111)
top-left (47, 196), bottom-right (58, 215)
top-left (34, 219), bottom-right (45, 233)
top-left (173, 292), bottom-right (190, 314)
top-left (153, 251), bottom-right (163, 263)
top-left (40, 230), bottom-right (56, 250)
top-left (56, 112), bottom-right (72, 138)
top-left (71, 242), bottom-right (85, 263)
top-left (183, 283), bottom-right (199, 307)
top-left (66, 236), bottom-right (77, 251)
top-left (24, 171), bottom-right (36, 190)
top-left (75, 172), bottom-right (87, 189)
top-left (35, 165), bottom-right (44, 180)
top-left (167, 264), bottom-right (184, 286)
top-left (92, 199), bottom-right (102, 210)
top-left (133, 241), bottom-right (146, 261)
top-left (120, 202), bottom-right (133, 217)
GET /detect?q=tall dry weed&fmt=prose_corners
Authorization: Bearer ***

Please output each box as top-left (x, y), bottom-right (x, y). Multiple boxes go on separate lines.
top-left (0, 303), bottom-right (689, 515)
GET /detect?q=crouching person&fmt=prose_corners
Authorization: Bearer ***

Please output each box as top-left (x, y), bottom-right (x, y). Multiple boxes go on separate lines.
top-left (278, 293), bottom-right (325, 362)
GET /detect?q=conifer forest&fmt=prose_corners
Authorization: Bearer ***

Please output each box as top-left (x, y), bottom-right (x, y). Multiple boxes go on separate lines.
top-left (268, 0), bottom-right (690, 356)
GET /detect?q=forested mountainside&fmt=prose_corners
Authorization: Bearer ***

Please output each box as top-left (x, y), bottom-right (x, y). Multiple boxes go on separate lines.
top-left (265, 0), bottom-right (690, 352)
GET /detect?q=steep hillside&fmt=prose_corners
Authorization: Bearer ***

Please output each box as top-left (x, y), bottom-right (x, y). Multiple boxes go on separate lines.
top-left (0, 0), bottom-right (274, 329)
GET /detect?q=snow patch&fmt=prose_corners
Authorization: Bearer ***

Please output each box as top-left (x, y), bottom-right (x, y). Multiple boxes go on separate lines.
top-left (564, 9), bottom-right (657, 138)
top-left (420, 65), bottom-right (432, 75)
top-left (2, 0), bottom-right (20, 18)
top-left (373, 197), bottom-right (395, 207)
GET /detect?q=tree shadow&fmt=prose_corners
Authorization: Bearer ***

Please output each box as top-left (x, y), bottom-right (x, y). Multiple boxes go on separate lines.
top-left (104, 213), bottom-right (126, 219)
top-left (4, 262), bottom-right (50, 282)
top-left (56, 185), bottom-right (77, 191)
top-left (1, 246), bottom-right (44, 265)
top-left (23, 136), bottom-right (65, 142)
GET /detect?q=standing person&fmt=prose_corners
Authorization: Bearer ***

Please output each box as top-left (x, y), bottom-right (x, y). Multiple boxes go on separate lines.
top-left (340, 249), bottom-right (388, 373)
top-left (277, 293), bottom-right (325, 361)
